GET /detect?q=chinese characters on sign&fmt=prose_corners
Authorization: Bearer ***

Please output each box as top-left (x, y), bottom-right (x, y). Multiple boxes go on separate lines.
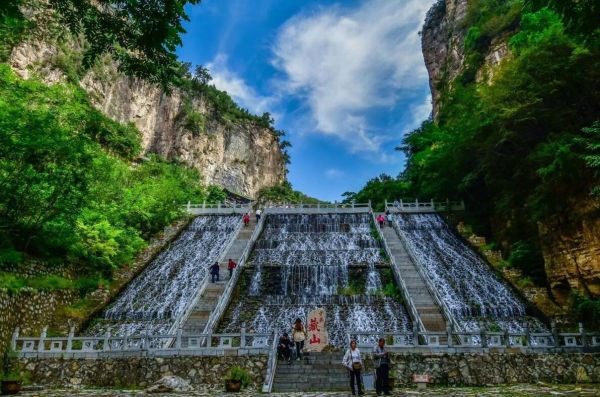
top-left (305, 307), bottom-right (328, 352)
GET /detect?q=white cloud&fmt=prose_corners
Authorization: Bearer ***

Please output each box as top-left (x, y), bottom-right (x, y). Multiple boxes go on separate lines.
top-left (325, 168), bottom-right (344, 179)
top-left (206, 54), bottom-right (274, 116)
top-left (272, 0), bottom-right (435, 152)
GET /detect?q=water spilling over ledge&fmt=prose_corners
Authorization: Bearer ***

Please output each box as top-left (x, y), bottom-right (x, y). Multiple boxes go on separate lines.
top-left (87, 215), bottom-right (240, 337)
top-left (218, 213), bottom-right (412, 346)
top-left (393, 213), bottom-right (546, 334)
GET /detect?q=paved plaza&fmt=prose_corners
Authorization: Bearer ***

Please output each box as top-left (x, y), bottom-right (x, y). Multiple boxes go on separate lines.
top-left (18, 384), bottom-right (600, 396)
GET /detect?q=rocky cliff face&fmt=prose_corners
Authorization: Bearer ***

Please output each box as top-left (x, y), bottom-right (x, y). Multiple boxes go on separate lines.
top-left (9, 39), bottom-right (285, 198)
top-left (421, 0), bottom-right (600, 302)
top-left (421, 0), bottom-right (468, 119)
top-left (539, 210), bottom-right (600, 304)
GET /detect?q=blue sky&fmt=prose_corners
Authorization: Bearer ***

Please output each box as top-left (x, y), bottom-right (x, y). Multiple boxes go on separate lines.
top-left (177, 0), bottom-right (435, 201)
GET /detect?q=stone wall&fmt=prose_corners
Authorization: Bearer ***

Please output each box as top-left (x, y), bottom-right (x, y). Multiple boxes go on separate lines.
top-left (0, 289), bottom-right (78, 353)
top-left (364, 352), bottom-right (599, 385)
top-left (18, 356), bottom-right (268, 389)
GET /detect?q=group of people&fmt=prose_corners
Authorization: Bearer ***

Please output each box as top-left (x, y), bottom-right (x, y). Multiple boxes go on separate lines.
top-left (277, 318), bottom-right (308, 363)
top-left (276, 319), bottom-right (391, 396)
top-left (242, 208), bottom-right (262, 227)
top-left (208, 258), bottom-right (237, 283)
top-left (376, 211), bottom-right (393, 228)
top-left (342, 338), bottom-right (391, 396)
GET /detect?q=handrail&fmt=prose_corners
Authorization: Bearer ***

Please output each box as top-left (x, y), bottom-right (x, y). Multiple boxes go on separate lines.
top-left (384, 199), bottom-right (465, 213)
top-left (202, 215), bottom-right (267, 334)
top-left (165, 216), bottom-right (244, 345)
top-left (262, 330), bottom-right (278, 393)
top-left (391, 220), bottom-right (461, 333)
top-left (370, 211), bottom-right (425, 334)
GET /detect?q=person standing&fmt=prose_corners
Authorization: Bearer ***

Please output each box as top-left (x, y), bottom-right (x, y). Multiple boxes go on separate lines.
top-left (243, 213), bottom-right (250, 227)
top-left (342, 340), bottom-right (364, 395)
top-left (373, 338), bottom-right (391, 395)
top-left (209, 261), bottom-right (220, 283)
top-left (255, 208), bottom-right (262, 222)
top-left (291, 318), bottom-right (306, 360)
top-left (386, 211), bottom-right (393, 227)
top-left (227, 258), bottom-right (237, 278)
top-left (377, 214), bottom-right (385, 228)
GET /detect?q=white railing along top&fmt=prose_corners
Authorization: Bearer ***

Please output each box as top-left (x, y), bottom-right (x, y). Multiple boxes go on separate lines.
top-left (184, 201), bottom-right (252, 214)
top-left (12, 327), bottom-right (275, 356)
top-left (203, 215), bottom-right (267, 334)
top-left (370, 211), bottom-right (425, 333)
top-left (385, 199), bottom-right (465, 213)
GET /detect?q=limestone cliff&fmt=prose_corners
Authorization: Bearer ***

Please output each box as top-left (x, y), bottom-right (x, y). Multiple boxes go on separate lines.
top-left (9, 35), bottom-right (285, 199)
top-left (421, 0), bottom-right (600, 302)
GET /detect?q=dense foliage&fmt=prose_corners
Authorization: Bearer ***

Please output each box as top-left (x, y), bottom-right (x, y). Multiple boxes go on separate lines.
top-left (45, 0), bottom-right (201, 89)
top-left (0, 65), bottom-right (224, 279)
top-left (256, 182), bottom-right (323, 206)
top-left (350, 1), bottom-right (600, 286)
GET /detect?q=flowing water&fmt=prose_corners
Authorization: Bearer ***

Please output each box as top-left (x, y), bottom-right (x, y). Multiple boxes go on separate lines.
top-left (219, 213), bottom-right (412, 347)
top-left (87, 215), bottom-right (240, 337)
top-left (393, 213), bottom-right (547, 337)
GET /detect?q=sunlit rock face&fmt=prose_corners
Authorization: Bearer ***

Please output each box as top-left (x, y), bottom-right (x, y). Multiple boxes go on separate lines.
top-left (10, 38), bottom-right (285, 198)
top-left (539, 212), bottom-right (600, 303)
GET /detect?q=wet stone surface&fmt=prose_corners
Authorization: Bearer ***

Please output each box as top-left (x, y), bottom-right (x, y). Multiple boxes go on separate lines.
top-left (19, 384), bottom-right (600, 396)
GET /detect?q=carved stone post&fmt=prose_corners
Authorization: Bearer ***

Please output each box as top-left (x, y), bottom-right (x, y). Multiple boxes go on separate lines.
top-left (11, 327), bottom-right (19, 351)
top-left (446, 325), bottom-right (453, 347)
top-left (38, 326), bottom-right (47, 352)
top-left (240, 325), bottom-right (246, 348)
top-left (66, 326), bottom-right (75, 352)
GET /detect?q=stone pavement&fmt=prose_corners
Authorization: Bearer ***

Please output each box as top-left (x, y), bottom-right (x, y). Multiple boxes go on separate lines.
top-left (19, 384), bottom-right (600, 396)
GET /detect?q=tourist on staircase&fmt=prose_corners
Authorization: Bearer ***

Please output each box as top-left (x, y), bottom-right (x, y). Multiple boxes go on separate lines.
top-left (209, 261), bottom-right (220, 283)
top-left (277, 332), bottom-right (294, 364)
top-left (255, 207), bottom-right (262, 222)
top-left (243, 213), bottom-right (250, 226)
top-left (227, 258), bottom-right (237, 278)
top-left (385, 211), bottom-right (393, 227)
top-left (377, 214), bottom-right (385, 228)
top-left (373, 337), bottom-right (391, 395)
top-left (343, 340), bottom-right (364, 395)
top-left (291, 318), bottom-right (306, 360)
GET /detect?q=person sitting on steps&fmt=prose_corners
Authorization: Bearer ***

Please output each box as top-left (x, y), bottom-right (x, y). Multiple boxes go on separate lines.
top-left (277, 332), bottom-right (293, 363)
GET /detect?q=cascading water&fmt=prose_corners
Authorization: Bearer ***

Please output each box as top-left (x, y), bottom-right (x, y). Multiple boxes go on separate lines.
top-left (87, 215), bottom-right (240, 337)
top-left (393, 213), bottom-right (547, 337)
top-left (219, 213), bottom-right (412, 347)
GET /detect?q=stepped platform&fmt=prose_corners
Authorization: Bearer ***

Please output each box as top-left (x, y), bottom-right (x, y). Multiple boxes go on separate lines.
top-left (272, 352), bottom-right (349, 392)
top-left (180, 218), bottom-right (258, 334)
top-left (378, 220), bottom-right (446, 332)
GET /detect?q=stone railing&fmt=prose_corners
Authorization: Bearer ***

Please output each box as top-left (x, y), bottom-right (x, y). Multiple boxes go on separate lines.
top-left (369, 211), bottom-right (425, 334)
top-left (184, 202), bottom-right (252, 215)
top-left (385, 199), bottom-right (465, 213)
top-left (264, 202), bottom-right (371, 214)
top-left (347, 326), bottom-right (600, 352)
top-left (202, 215), bottom-right (267, 335)
top-left (261, 330), bottom-right (279, 393)
top-left (12, 327), bottom-right (274, 358)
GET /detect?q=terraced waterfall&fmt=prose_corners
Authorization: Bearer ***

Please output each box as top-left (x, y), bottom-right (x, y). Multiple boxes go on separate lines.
top-left (218, 213), bottom-right (412, 346)
top-left (393, 213), bottom-right (547, 337)
top-left (87, 215), bottom-right (240, 337)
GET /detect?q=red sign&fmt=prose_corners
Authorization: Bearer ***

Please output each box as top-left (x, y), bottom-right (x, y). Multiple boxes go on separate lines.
top-left (413, 374), bottom-right (430, 383)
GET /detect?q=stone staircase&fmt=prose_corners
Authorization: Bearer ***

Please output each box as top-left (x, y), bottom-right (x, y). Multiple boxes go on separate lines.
top-left (272, 352), bottom-right (349, 392)
top-left (181, 217), bottom-right (258, 334)
top-left (378, 221), bottom-right (446, 332)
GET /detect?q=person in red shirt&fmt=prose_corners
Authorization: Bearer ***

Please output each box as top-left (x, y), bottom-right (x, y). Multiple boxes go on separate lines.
top-left (227, 258), bottom-right (237, 278)
top-left (243, 213), bottom-right (250, 226)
